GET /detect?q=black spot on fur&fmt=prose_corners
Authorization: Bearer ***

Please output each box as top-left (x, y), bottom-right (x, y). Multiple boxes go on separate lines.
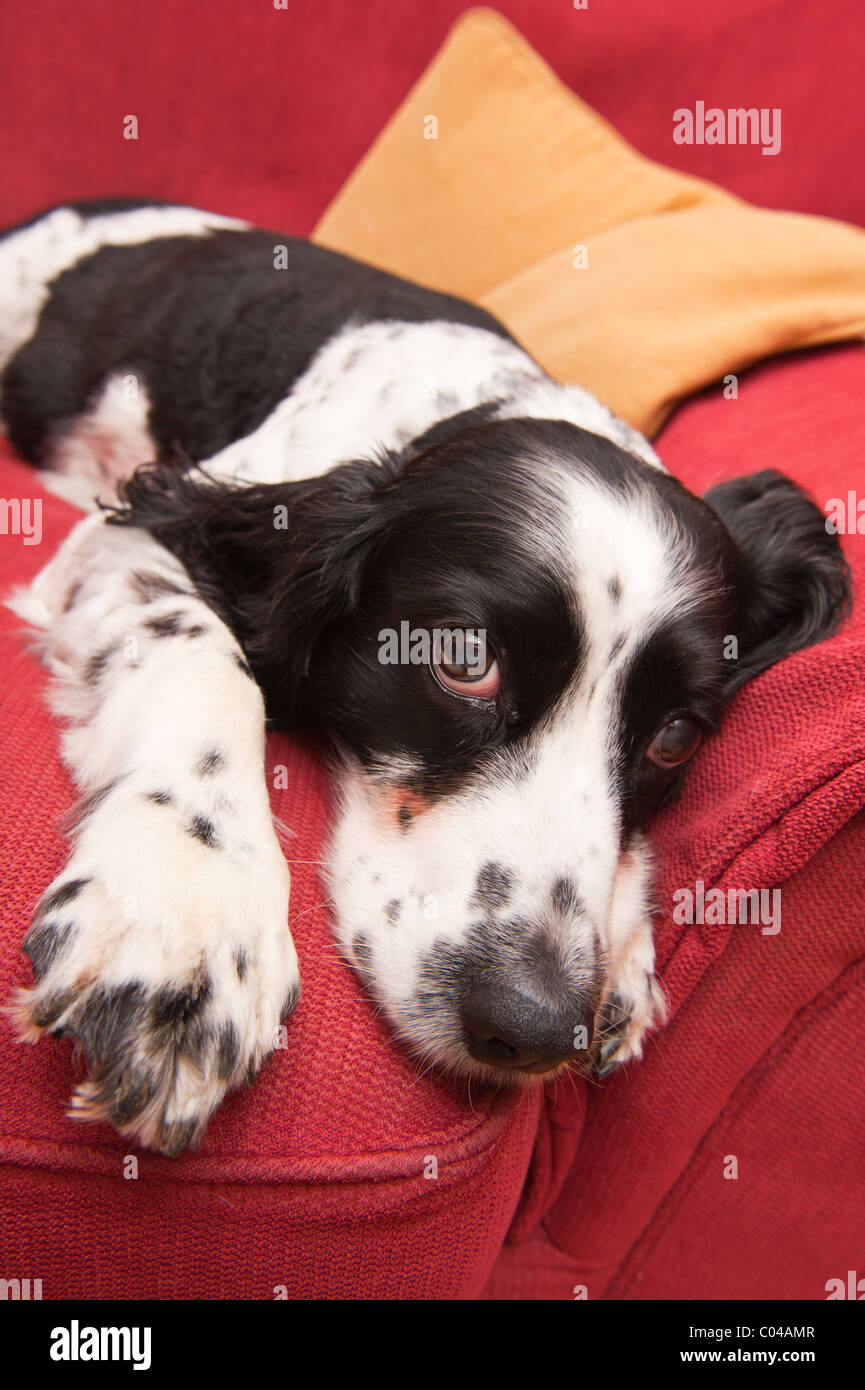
top-left (150, 976), bottom-right (212, 1056)
top-left (74, 982), bottom-right (149, 1061)
top-left (234, 948), bottom-right (248, 981)
top-left (84, 643), bottom-right (116, 685)
top-left (551, 876), bottom-right (583, 917)
top-left (130, 569), bottom-right (188, 603)
top-left (352, 935), bottom-right (372, 975)
top-left (59, 779), bottom-right (118, 835)
top-left (472, 862), bottom-right (513, 909)
top-left (593, 992), bottom-right (634, 1076)
top-left (32, 988), bottom-right (78, 1030)
top-left (63, 580), bottom-right (83, 613)
top-left (188, 815), bottom-right (220, 848)
top-left (385, 899), bottom-right (401, 926)
top-left (280, 983), bottom-right (300, 1020)
top-left (216, 1022), bottom-right (240, 1079)
top-left (23, 918), bottom-right (78, 982)
top-left (146, 789), bottom-right (175, 806)
top-left (397, 805), bottom-right (413, 832)
top-left (144, 610), bottom-right (185, 637)
top-left (111, 1070), bottom-right (159, 1124)
top-left (160, 1119), bottom-right (199, 1157)
top-left (36, 877), bottom-right (89, 917)
top-left (608, 576), bottom-right (622, 604)
top-left (195, 748), bottom-right (225, 777)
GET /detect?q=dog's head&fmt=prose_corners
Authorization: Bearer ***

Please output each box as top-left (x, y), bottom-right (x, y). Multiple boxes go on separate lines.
top-left (117, 418), bottom-right (849, 1080)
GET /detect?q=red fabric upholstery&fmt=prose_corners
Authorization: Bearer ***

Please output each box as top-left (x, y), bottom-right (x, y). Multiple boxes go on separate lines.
top-left (2, 0), bottom-right (864, 238)
top-left (1, 1), bottom-right (863, 1299)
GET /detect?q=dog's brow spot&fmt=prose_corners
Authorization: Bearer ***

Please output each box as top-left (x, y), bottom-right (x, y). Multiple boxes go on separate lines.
top-left (234, 948), bottom-right (248, 981)
top-left (473, 862), bottom-right (513, 908)
top-left (233, 652), bottom-right (254, 679)
top-left (144, 611), bottom-right (186, 638)
top-left (146, 789), bottom-right (176, 807)
top-left (216, 1022), bottom-right (240, 1080)
top-left (385, 899), bottom-right (401, 926)
top-left (195, 747), bottom-right (225, 777)
top-left (130, 570), bottom-right (188, 603)
top-left (398, 805), bottom-right (414, 832)
top-left (551, 876), bottom-right (583, 917)
top-left (608, 634), bottom-right (626, 661)
top-left (188, 815), bottom-right (220, 849)
top-left (608, 576), bottom-right (622, 603)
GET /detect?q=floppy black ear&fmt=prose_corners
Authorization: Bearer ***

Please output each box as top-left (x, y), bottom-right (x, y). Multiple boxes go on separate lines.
top-left (702, 469), bottom-right (851, 696)
top-left (110, 451), bottom-right (402, 721)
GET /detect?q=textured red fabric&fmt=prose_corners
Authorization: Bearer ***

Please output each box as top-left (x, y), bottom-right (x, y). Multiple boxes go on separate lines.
top-left (1, 0), bottom-right (864, 238)
top-left (1, 1), bottom-right (864, 1301)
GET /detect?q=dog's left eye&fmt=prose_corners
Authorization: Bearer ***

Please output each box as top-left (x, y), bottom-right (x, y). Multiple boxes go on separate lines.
top-left (646, 717), bottom-right (702, 767)
top-left (433, 632), bottom-right (500, 699)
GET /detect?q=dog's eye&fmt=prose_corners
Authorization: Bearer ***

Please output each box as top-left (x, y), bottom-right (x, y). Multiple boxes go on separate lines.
top-left (433, 631), bottom-right (500, 699)
top-left (646, 717), bottom-right (702, 767)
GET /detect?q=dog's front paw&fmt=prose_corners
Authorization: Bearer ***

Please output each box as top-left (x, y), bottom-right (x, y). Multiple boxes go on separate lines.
top-left (9, 785), bottom-right (299, 1154)
top-left (594, 927), bottom-right (667, 1077)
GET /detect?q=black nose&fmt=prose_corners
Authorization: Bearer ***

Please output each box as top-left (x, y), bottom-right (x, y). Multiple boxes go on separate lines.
top-left (461, 975), bottom-right (594, 1073)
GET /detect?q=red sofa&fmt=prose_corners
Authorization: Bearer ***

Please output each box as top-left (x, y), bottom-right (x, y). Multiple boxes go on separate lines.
top-left (1, 1), bottom-right (863, 1300)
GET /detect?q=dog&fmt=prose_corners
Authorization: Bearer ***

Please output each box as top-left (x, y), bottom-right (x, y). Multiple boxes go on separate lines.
top-left (0, 198), bottom-right (850, 1154)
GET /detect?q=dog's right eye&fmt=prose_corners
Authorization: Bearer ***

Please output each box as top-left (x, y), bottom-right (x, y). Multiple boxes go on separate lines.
top-left (433, 631), bottom-right (500, 700)
top-left (646, 717), bottom-right (702, 768)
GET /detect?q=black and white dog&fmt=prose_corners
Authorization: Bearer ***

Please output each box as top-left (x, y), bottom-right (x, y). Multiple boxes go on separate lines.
top-left (0, 199), bottom-right (849, 1154)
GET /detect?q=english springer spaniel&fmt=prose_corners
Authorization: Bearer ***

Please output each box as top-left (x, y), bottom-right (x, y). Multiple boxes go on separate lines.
top-left (0, 199), bottom-right (849, 1155)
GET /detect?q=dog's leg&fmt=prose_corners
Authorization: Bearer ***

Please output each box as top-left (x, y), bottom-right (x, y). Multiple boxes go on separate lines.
top-left (7, 514), bottom-right (298, 1154)
top-left (594, 834), bottom-right (667, 1075)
